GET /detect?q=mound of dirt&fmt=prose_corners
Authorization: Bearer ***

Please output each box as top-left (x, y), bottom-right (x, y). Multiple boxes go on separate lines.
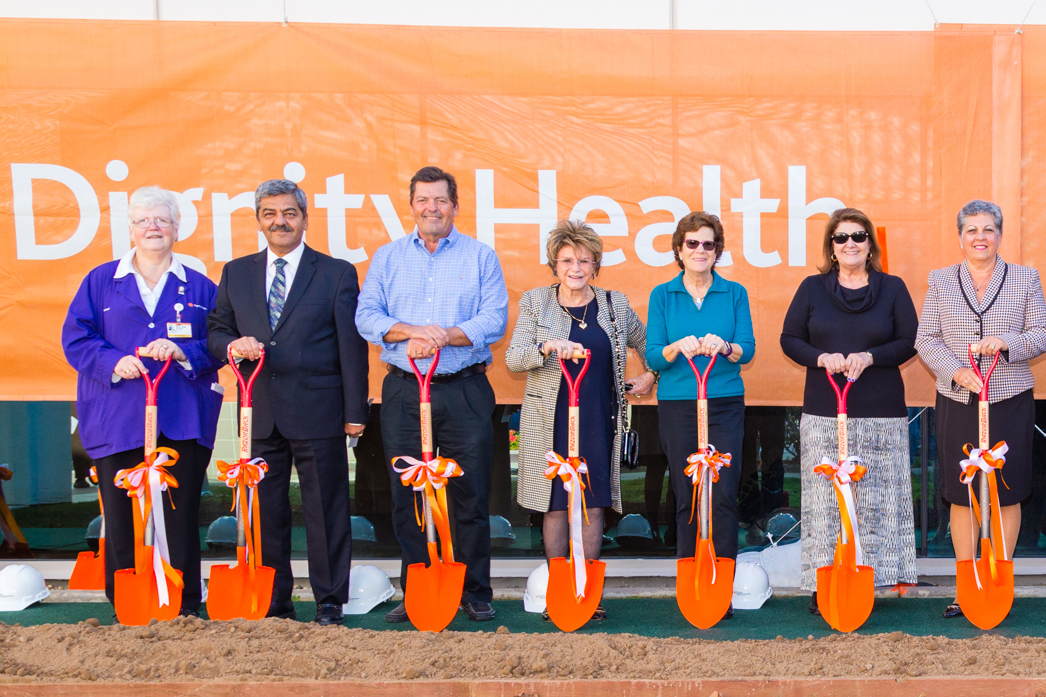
top-left (0, 617), bottom-right (1044, 683)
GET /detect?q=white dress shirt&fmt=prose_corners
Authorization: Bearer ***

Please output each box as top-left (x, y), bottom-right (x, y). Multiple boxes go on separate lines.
top-left (265, 240), bottom-right (306, 299)
top-left (114, 248), bottom-right (186, 317)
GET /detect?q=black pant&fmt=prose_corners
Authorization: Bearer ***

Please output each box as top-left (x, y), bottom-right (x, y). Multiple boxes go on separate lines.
top-left (95, 435), bottom-right (210, 611)
top-left (253, 426), bottom-right (351, 609)
top-left (381, 371), bottom-right (496, 604)
top-left (658, 396), bottom-right (745, 561)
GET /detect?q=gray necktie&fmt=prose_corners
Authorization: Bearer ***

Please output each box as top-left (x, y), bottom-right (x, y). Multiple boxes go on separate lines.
top-left (268, 258), bottom-right (287, 330)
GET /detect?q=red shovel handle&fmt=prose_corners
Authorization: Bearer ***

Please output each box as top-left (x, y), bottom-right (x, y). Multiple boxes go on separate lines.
top-left (407, 348), bottom-right (441, 405)
top-left (408, 349), bottom-right (441, 461)
top-left (228, 345), bottom-right (266, 408)
top-left (684, 352), bottom-right (718, 400)
top-left (825, 369), bottom-right (856, 416)
top-left (968, 345), bottom-right (1001, 401)
top-left (135, 348), bottom-right (172, 407)
top-left (558, 350), bottom-right (591, 408)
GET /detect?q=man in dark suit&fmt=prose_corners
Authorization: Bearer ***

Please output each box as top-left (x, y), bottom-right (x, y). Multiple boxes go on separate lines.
top-left (208, 179), bottom-right (369, 625)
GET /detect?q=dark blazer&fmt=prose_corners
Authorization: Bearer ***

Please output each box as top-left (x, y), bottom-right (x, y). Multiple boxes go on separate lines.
top-left (207, 245), bottom-right (369, 440)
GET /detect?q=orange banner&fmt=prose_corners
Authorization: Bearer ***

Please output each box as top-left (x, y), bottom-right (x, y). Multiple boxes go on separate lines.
top-left (1, 20), bottom-right (1043, 405)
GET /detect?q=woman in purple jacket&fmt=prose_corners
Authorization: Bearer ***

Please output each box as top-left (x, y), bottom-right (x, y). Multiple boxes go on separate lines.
top-left (62, 186), bottom-right (224, 616)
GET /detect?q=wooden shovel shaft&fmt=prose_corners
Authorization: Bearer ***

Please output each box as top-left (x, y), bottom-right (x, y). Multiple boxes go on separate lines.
top-left (969, 345), bottom-right (1000, 541)
top-left (420, 400), bottom-right (437, 547)
top-left (978, 397), bottom-right (991, 537)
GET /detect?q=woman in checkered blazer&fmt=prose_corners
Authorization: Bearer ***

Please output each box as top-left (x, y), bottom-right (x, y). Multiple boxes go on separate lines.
top-left (506, 220), bottom-right (656, 618)
top-left (916, 199), bottom-right (1046, 619)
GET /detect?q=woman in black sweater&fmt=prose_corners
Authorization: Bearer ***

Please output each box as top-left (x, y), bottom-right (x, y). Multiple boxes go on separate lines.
top-left (781, 208), bottom-right (919, 615)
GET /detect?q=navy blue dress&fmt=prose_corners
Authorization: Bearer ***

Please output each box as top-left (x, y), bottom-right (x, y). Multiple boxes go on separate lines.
top-left (550, 297), bottom-right (616, 511)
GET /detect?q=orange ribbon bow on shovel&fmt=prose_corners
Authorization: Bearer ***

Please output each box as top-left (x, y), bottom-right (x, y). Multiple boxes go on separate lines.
top-left (392, 455), bottom-right (463, 552)
top-left (544, 451), bottom-right (591, 602)
top-left (683, 445), bottom-right (732, 590)
top-left (114, 448), bottom-right (184, 608)
top-left (214, 457), bottom-right (269, 614)
top-left (959, 442), bottom-right (1009, 591)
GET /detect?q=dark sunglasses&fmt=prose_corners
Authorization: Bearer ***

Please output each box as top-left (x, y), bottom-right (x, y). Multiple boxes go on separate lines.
top-left (832, 231), bottom-right (869, 245)
top-left (684, 239), bottom-right (717, 251)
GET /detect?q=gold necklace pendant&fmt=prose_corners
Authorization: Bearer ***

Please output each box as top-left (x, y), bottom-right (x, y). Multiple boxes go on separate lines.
top-left (562, 301), bottom-right (589, 329)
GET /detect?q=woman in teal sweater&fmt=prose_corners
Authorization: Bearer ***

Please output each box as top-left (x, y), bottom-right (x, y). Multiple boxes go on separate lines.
top-left (646, 211), bottom-right (755, 612)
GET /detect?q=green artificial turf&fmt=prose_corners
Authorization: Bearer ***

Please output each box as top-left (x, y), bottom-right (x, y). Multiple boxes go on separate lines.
top-left (4, 597), bottom-right (1045, 640)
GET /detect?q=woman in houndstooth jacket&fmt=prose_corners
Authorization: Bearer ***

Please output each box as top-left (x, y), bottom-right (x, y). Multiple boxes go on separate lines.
top-left (506, 220), bottom-right (656, 619)
top-left (916, 199), bottom-right (1046, 619)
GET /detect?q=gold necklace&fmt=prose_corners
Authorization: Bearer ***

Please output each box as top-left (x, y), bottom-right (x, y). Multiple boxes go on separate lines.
top-left (561, 300), bottom-right (589, 329)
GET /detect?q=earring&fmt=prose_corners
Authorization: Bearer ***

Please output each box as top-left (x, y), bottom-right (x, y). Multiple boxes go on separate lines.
top-left (831, 253), bottom-right (837, 262)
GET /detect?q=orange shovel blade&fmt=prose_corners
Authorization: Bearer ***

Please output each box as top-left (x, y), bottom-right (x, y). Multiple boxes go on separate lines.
top-left (545, 558), bottom-right (606, 632)
top-left (676, 541), bottom-right (735, 629)
top-left (69, 539), bottom-right (105, 591)
top-left (816, 560), bottom-right (874, 632)
top-left (404, 559), bottom-right (467, 632)
top-left (956, 552), bottom-right (1014, 630)
top-left (206, 547), bottom-right (276, 621)
top-left (113, 547), bottom-right (183, 626)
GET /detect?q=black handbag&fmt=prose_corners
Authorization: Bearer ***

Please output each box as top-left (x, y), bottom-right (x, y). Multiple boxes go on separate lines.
top-left (606, 291), bottom-right (640, 470)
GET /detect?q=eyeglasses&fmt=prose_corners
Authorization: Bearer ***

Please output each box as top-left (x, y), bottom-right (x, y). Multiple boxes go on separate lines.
top-left (832, 231), bottom-right (869, 245)
top-left (683, 239), bottom-right (717, 251)
top-left (556, 258), bottom-right (595, 269)
top-left (132, 217), bottom-right (174, 230)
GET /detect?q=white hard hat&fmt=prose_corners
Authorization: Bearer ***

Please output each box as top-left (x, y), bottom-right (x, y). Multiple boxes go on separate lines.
top-left (732, 561), bottom-right (772, 610)
top-left (343, 565), bottom-right (395, 615)
top-left (523, 562), bottom-right (549, 613)
top-left (0, 564), bottom-right (49, 612)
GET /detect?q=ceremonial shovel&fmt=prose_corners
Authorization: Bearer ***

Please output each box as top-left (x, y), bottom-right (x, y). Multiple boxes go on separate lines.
top-left (955, 346), bottom-right (1013, 630)
top-left (816, 370), bottom-right (874, 632)
top-left (676, 352), bottom-right (735, 629)
top-left (545, 349), bottom-right (607, 632)
top-left (207, 346), bottom-right (275, 620)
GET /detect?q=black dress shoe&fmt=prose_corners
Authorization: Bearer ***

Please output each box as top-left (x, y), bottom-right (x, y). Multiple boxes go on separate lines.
top-left (314, 603), bottom-right (344, 626)
top-left (943, 602), bottom-right (963, 618)
top-left (266, 602), bottom-right (297, 621)
top-left (461, 600), bottom-right (496, 621)
top-left (592, 604), bottom-right (607, 620)
top-left (809, 592), bottom-right (821, 616)
top-left (178, 608), bottom-right (200, 618)
top-left (722, 603), bottom-right (734, 620)
top-left (385, 602), bottom-right (408, 623)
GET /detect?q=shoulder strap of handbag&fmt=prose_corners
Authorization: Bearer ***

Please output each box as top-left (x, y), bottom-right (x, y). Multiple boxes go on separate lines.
top-left (605, 291), bottom-right (629, 432)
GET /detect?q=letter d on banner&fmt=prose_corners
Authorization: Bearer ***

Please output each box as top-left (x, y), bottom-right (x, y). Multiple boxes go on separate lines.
top-left (13, 163), bottom-right (100, 260)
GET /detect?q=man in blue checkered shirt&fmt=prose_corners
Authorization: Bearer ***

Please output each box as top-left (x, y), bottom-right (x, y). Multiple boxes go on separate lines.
top-left (356, 166), bottom-right (508, 623)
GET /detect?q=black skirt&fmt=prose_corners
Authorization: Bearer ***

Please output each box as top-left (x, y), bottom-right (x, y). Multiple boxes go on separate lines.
top-left (936, 388), bottom-right (1034, 507)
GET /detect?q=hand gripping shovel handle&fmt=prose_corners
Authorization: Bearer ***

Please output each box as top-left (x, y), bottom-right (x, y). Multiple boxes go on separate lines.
top-left (408, 350), bottom-right (442, 554)
top-left (685, 352), bottom-right (718, 540)
top-left (969, 346), bottom-right (1001, 540)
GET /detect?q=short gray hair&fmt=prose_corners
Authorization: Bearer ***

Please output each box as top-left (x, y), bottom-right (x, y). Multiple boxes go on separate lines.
top-left (255, 179), bottom-right (307, 217)
top-left (957, 199), bottom-right (1003, 234)
top-left (128, 186), bottom-right (180, 229)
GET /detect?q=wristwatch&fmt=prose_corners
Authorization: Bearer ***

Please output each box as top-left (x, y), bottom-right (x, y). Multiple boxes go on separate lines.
top-left (865, 351), bottom-right (874, 365)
